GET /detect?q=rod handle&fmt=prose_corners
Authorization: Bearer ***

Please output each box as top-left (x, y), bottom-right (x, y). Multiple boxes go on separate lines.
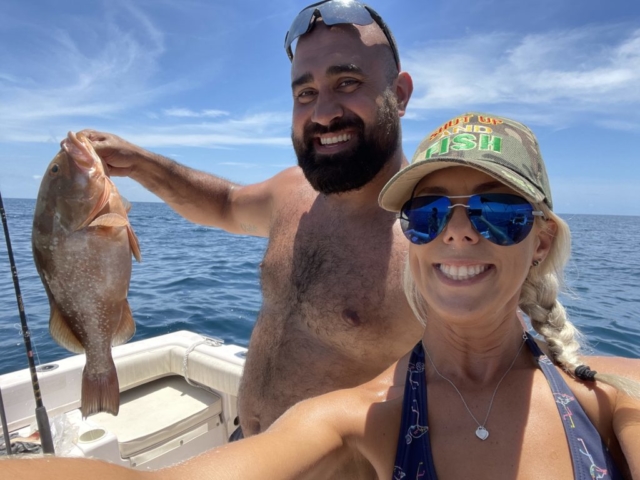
top-left (35, 406), bottom-right (55, 455)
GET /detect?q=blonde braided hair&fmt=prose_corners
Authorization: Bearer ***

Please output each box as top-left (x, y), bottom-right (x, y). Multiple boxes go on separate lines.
top-left (521, 207), bottom-right (640, 398)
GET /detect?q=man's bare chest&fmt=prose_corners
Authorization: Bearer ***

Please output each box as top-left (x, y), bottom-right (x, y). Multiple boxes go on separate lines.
top-left (260, 202), bottom-right (406, 318)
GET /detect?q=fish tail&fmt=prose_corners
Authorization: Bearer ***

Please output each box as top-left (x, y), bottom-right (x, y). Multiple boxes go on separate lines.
top-left (81, 359), bottom-right (120, 418)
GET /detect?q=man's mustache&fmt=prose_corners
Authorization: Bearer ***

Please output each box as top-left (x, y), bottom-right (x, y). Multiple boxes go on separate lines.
top-left (303, 117), bottom-right (365, 137)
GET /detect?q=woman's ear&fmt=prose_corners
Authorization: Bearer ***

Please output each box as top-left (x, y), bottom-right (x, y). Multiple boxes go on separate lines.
top-left (534, 219), bottom-right (557, 264)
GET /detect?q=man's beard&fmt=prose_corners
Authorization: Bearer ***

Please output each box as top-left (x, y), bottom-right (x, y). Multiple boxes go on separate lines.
top-left (292, 89), bottom-right (400, 195)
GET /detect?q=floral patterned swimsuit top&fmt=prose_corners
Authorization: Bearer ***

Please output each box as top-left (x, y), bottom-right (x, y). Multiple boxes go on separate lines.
top-left (393, 332), bottom-right (623, 480)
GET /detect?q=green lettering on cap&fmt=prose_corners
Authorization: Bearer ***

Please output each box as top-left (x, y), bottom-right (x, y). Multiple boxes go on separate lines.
top-left (451, 134), bottom-right (477, 151)
top-left (440, 137), bottom-right (450, 155)
top-left (479, 134), bottom-right (502, 152)
top-left (425, 142), bottom-right (440, 159)
top-left (425, 137), bottom-right (450, 159)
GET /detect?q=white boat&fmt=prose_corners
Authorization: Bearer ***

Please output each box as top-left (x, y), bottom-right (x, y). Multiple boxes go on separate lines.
top-left (0, 330), bottom-right (246, 470)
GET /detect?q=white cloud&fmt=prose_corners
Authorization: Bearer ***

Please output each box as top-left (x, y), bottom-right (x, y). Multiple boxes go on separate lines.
top-left (0, 3), bottom-right (289, 149)
top-left (218, 162), bottom-right (260, 167)
top-left (404, 26), bottom-right (640, 126)
top-left (0, 2), bottom-right (181, 134)
top-left (0, 73), bottom-right (20, 83)
top-left (593, 118), bottom-right (640, 131)
top-left (0, 109), bottom-right (292, 148)
top-left (95, 112), bottom-right (292, 148)
top-left (401, 111), bottom-right (423, 121)
top-left (132, 133), bottom-right (291, 148)
top-left (163, 108), bottom-right (230, 118)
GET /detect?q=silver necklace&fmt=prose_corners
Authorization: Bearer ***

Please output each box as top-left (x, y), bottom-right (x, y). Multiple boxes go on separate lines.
top-left (422, 333), bottom-right (527, 441)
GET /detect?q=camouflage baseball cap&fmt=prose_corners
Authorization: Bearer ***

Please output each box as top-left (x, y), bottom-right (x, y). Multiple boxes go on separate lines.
top-left (379, 112), bottom-right (553, 212)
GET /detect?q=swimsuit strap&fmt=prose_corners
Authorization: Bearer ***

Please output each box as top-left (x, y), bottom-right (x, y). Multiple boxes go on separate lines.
top-left (525, 332), bottom-right (623, 480)
top-left (392, 341), bottom-right (437, 480)
top-left (392, 336), bottom-right (623, 480)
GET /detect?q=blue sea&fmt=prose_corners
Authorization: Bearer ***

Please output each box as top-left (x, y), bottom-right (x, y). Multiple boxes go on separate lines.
top-left (0, 198), bottom-right (639, 375)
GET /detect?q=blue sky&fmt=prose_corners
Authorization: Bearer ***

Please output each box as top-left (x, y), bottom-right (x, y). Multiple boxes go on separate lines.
top-left (1, 0), bottom-right (639, 215)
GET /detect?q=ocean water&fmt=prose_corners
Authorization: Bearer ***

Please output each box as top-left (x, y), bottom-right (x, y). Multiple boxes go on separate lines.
top-left (0, 198), bottom-right (639, 375)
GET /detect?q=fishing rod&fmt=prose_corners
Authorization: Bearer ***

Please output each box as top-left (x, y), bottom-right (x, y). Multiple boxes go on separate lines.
top-left (0, 386), bottom-right (11, 455)
top-left (0, 191), bottom-right (55, 455)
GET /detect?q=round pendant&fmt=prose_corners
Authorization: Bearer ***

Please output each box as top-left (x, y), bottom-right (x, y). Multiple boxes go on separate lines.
top-left (475, 426), bottom-right (489, 440)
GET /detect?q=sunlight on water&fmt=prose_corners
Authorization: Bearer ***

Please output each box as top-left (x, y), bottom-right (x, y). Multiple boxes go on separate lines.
top-left (1, 199), bottom-right (638, 375)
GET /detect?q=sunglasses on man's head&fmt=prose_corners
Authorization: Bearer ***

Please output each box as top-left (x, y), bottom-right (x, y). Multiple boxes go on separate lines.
top-left (398, 193), bottom-right (545, 246)
top-left (284, 0), bottom-right (401, 70)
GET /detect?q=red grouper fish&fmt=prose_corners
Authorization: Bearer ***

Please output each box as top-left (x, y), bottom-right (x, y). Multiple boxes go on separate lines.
top-left (32, 131), bottom-right (141, 417)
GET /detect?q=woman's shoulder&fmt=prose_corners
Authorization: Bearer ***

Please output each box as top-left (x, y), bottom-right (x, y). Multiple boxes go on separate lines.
top-left (582, 354), bottom-right (640, 380)
top-left (533, 337), bottom-right (640, 384)
top-left (581, 355), bottom-right (640, 476)
top-left (572, 354), bottom-right (640, 406)
top-left (576, 354), bottom-right (640, 413)
top-left (547, 351), bottom-right (640, 412)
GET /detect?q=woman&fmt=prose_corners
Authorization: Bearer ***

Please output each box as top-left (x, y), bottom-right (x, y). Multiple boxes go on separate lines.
top-left (373, 112), bottom-right (640, 479)
top-left (4, 113), bottom-right (640, 479)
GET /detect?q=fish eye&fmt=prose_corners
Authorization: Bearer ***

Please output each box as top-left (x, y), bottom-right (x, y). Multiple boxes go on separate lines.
top-left (50, 164), bottom-right (59, 174)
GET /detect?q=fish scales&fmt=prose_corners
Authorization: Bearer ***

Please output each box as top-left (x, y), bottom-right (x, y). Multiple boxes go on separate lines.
top-left (32, 131), bottom-right (141, 417)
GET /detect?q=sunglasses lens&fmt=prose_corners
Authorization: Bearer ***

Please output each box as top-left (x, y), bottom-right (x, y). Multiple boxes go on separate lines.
top-left (316, 1), bottom-right (373, 25)
top-left (400, 196), bottom-right (451, 245)
top-left (285, 1), bottom-right (374, 54)
top-left (286, 9), bottom-right (316, 50)
top-left (467, 194), bottom-right (536, 245)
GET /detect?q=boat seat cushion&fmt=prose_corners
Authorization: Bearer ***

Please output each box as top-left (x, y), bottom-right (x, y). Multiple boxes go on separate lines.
top-left (115, 346), bottom-right (242, 397)
top-left (89, 375), bottom-right (222, 458)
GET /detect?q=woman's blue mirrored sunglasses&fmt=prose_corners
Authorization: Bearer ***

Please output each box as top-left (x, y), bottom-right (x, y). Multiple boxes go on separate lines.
top-left (399, 194), bottom-right (545, 246)
top-left (284, 0), bottom-right (400, 70)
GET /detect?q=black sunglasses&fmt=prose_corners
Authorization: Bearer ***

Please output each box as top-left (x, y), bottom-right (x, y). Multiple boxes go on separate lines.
top-left (399, 194), bottom-right (545, 246)
top-left (284, 0), bottom-right (401, 70)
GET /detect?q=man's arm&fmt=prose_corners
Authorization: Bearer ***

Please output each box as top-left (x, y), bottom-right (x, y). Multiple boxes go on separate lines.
top-left (80, 130), bottom-right (284, 237)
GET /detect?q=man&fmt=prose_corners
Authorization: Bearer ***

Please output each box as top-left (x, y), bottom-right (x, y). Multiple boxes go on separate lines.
top-left (83, 0), bottom-right (420, 448)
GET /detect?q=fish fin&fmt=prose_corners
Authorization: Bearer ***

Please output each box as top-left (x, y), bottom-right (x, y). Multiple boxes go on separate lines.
top-left (49, 303), bottom-right (85, 354)
top-left (81, 359), bottom-right (120, 417)
top-left (89, 213), bottom-right (129, 228)
top-left (78, 179), bottom-right (112, 230)
top-left (127, 225), bottom-right (142, 262)
top-left (121, 196), bottom-right (132, 213)
top-left (112, 300), bottom-right (136, 347)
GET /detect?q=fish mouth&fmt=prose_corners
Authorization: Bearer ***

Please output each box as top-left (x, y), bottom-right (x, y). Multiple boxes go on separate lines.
top-left (61, 131), bottom-right (99, 172)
